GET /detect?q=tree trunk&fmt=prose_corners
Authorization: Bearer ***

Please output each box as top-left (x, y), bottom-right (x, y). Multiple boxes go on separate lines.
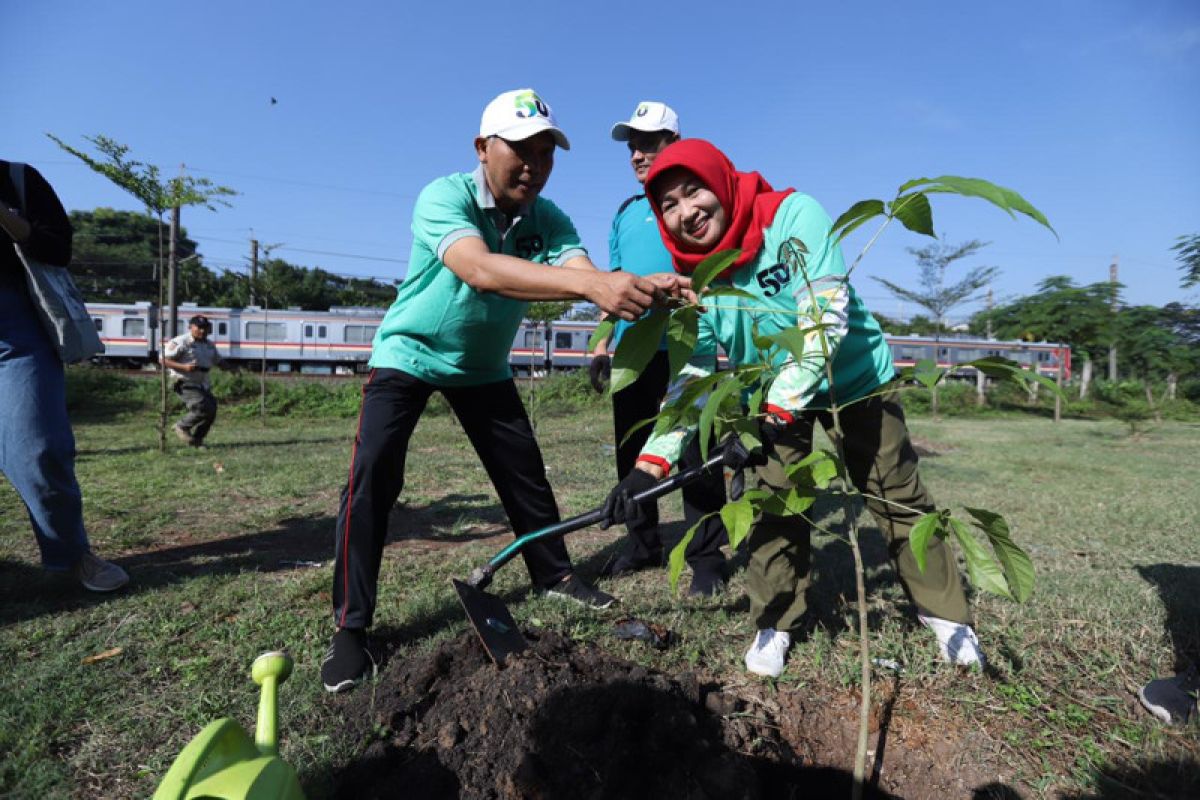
top-left (1054, 359), bottom-right (1063, 423)
top-left (1079, 359), bottom-right (1092, 400)
top-left (975, 370), bottom-right (986, 407)
top-left (1167, 372), bottom-right (1178, 401)
top-left (157, 214), bottom-right (168, 454)
top-left (1146, 381), bottom-right (1162, 423)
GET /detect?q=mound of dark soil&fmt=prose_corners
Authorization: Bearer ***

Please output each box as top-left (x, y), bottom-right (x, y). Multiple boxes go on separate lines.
top-left (333, 629), bottom-right (907, 800)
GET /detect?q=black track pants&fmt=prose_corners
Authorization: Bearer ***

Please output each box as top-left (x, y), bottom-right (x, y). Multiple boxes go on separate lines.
top-left (332, 368), bottom-right (571, 630)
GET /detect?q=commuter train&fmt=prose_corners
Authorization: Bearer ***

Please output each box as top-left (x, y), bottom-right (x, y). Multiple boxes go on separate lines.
top-left (85, 301), bottom-right (1070, 379)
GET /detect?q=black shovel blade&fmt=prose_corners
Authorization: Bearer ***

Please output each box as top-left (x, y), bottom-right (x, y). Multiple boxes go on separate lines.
top-left (451, 579), bottom-right (528, 665)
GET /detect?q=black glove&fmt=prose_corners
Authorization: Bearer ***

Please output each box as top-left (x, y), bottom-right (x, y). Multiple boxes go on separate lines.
top-left (589, 354), bottom-right (611, 393)
top-left (724, 419), bottom-right (787, 500)
top-left (600, 468), bottom-right (658, 530)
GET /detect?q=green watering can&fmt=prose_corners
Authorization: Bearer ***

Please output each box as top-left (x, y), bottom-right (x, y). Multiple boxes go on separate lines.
top-left (153, 651), bottom-right (305, 800)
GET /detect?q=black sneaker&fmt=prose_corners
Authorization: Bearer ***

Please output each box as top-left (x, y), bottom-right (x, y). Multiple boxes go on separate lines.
top-left (1139, 669), bottom-right (1198, 725)
top-left (321, 628), bottom-right (375, 694)
top-left (544, 574), bottom-right (617, 610)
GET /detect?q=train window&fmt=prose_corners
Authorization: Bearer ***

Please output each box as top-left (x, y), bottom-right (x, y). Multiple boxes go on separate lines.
top-left (122, 318), bottom-right (145, 337)
top-left (318, 325), bottom-right (327, 338)
top-left (246, 322), bottom-right (287, 341)
top-left (93, 317), bottom-right (104, 332)
top-left (344, 325), bottom-right (377, 344)
top-left (305, 324), bottom-right (313, 337)
top-left (523, 331), bottom-right (543, 347)
top-left (555, 332), bottom-right (573, 349)
top-left (217, 322), bottom-right (227, 336)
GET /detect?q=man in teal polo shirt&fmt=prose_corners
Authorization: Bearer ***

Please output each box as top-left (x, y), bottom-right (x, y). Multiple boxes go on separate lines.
top-left (588, 102), bottom-right (728, 596)
top-left (323, 89), bottom-right (691, 693)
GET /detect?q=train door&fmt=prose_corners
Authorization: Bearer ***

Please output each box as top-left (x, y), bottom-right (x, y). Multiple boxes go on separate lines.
top-left (301, 321), bottom-right (331, 360)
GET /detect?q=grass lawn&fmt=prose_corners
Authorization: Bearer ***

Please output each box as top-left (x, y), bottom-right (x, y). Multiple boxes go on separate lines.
top-left (1, 400), bottom-right (1197, 798)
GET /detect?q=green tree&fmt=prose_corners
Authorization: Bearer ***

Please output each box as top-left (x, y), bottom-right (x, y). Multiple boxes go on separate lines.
top-left (523, 301), bottom-right (573, 431)
top-left (972, 276), bottom-right (1118, 398)
top-left (49, 134), bottom-right (236, 452)
top-left (69, 208), bottom-right (199, 302)
top-left (1173, 233), bottom-right (1200, 288)
top-left (873, 238), bottom-right (998, 414)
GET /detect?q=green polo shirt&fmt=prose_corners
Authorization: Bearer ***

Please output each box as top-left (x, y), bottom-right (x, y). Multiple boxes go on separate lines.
top-left (369, 166), bottom-right (587, 385)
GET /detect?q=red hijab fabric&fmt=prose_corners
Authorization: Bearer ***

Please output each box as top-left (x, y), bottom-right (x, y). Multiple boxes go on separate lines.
top-left (645, 138), bottom-right (794, 277)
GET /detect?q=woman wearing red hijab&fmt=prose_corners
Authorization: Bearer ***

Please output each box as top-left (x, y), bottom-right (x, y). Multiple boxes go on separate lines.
top-left (600, 139), bottom-right (982, 678)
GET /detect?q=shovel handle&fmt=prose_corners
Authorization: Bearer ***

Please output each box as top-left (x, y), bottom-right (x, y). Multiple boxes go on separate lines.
top-left (470, 450), bottom-right (727, 587)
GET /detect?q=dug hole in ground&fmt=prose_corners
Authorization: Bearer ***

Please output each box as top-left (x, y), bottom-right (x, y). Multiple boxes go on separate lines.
top-left (332, 628), bottom-right (1001, 799)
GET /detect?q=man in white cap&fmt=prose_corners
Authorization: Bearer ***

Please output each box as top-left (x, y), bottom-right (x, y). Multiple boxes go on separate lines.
top-left (589, 102), bottom-right (728, 597)
top-left (322, 89), bottom-right (693, 693)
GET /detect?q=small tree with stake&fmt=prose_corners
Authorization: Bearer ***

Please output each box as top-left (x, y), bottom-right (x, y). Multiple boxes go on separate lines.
top-left (873, 238), bottom-right (998, 416)
top-left (523, 300), bottom-right (572, 432)
top-left (595, 175), bottom-right (1060, 800)
top-left (48, 134), bottom-right (235, 452)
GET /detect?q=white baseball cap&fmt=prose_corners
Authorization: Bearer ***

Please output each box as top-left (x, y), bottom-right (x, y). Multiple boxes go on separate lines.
top-left (610, 101), bottom-right (680, 141)
top-left (479, 88), bottom-right (570, 150)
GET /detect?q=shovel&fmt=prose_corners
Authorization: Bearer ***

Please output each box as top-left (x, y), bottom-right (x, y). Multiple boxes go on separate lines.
top-left (452, 450), bottom-right (728, 664)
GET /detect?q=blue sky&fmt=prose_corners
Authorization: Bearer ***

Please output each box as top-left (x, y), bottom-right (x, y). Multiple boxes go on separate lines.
top-left (6, 0), bottom-right (1198, 322)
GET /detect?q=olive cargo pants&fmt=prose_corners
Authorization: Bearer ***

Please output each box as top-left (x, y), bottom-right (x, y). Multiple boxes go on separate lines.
top-left (747, 390), bottom-right (971, 632)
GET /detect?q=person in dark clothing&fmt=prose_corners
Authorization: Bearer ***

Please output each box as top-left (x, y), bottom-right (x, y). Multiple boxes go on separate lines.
top-left (321, 90), bottom-right (694, 693)
top-left (589, 102), bottom-right (728, 596)
top-left (0, 159), bottom-right (128, 592)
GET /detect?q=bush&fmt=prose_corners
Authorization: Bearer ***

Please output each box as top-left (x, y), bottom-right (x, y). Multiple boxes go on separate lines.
top-left (65, 366), bottom-right (157, 416)
top-left (518, 369), bottom-right (605, 416)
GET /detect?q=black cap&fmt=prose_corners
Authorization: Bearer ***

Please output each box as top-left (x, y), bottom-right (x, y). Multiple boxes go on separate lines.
top-left (188, 314), bottom-right (212, 331)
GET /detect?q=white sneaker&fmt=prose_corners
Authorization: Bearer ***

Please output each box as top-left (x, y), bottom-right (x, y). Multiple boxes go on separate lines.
top-left (74, 551), bottom-right (130, 593)
top-left (918, 613), bottom-right (985, 667)
top-left (744, 628), bottom-right (791, 677)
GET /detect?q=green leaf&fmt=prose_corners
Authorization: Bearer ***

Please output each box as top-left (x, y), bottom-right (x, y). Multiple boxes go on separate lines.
top-left (690, 249), bottom-right (742, 293)
top-left (902, 175), bottom-right (1057, 239)
top-left (720, 500), bottom-right (756, 551)
top-left (587, 318), bottom-right (615, 351)
top-left (611, 310), bottom-right (670, 393)
top-left (785, 449), bottom-right (839, 489)
top-left (666, 307), bottom-right (699, 380)
top-left (948, 517), bottom-right (1013, 600)
top-left (698, 374), bottom-right (743, 458)
top-left (963, 507), bottom-right (1035, 603)
top-left (908, 512), bottom-right (944, 573)
top-left (702, 286), bottom-right (758, 301)
top-left (762, 487), bottom-right (816, 517)
top-left (966, 356), bottom-right (1065, 400)
top-left (830, 199), bottom-right (885, 243)
top-left (667, 521), bottom-right (702, 591)
top-left (898, 358), bottom-right (943, 390)
top-left (889, 193), bottom-right (934, 237)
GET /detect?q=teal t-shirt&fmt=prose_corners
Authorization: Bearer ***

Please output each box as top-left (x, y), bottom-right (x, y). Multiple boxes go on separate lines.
top-left (696, 192), bottom-right (894, 408)
top-left (641, 192), bottom-right (894, 466)
top-left (608, 195), bottom-right (671, 349)
top-left (369, 167), bottom-right (587, 386)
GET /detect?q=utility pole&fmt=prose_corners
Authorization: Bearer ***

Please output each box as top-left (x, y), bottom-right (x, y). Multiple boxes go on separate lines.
top-left (167, 163), bottom-right (185, 338)
top-left (250, 237), bottom-right (259, 306)
top-left (1108, 256), bottom-right (1119, 382)
top-left (985, 288), bottom-right (994, 340)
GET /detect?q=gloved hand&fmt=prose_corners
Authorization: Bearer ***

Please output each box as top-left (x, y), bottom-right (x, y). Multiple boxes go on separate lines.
top-left (599, 468), bottom-right (658, 530)
top-left (589, 354), bottom-right (611, 393)
top-left (725, 418), bottom-right (788, 500)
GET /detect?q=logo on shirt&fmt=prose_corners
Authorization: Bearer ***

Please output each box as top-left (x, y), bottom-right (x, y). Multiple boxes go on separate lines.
top-left (756, 263), bottom-right (791, 297)
top-left (514, 91), bottom-right (550, 120)
top-left (514, 234), bottom-right (545, 259)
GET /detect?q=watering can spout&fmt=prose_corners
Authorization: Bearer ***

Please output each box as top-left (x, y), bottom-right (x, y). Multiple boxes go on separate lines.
top-left (251, 651), bottom-right (294, 756)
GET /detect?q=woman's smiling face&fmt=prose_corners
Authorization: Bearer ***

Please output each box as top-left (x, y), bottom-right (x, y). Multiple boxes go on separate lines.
top-left (651, 167), bottom-right (728, 252)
